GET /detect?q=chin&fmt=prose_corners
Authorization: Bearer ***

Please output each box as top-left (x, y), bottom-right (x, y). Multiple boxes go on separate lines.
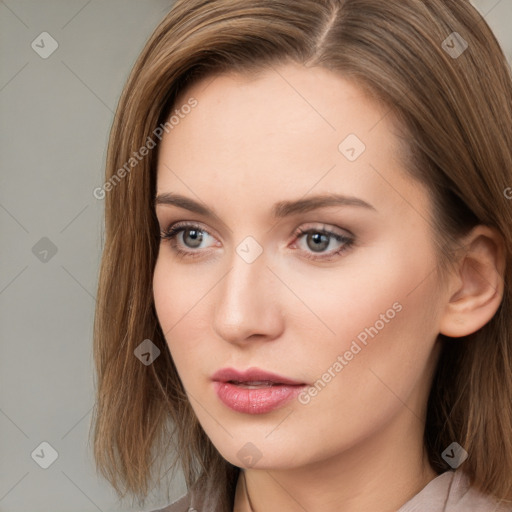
top-left (213, 437), bottom-right (310, 471)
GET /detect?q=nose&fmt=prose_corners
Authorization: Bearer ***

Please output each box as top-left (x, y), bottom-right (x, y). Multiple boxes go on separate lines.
top-left (212, 244), bottom-right (284, 346)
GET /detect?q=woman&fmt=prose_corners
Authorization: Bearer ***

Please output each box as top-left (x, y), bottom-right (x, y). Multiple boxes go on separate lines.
top-left (90, 1), bottom-right (512, 511)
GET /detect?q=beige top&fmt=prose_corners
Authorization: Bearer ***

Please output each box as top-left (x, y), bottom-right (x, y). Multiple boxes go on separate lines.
top-left (149, 469), bottom-right (512, 512)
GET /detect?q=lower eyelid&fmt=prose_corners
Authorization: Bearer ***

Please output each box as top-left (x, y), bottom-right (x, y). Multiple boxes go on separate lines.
top-left (293, 231), bottom-right (352, 252)
top-left (161, 223), bottom-right (353, 259)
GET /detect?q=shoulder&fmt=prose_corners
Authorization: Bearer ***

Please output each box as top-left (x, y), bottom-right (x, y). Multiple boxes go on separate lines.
top-left (145, 491), bottom-right (193, 512)
top-left (398, 470), bottom-right (512, 512)
top-left (145, 467), bottom-right (239, 512)
top-left (446, 469), bottom-right (512, 512)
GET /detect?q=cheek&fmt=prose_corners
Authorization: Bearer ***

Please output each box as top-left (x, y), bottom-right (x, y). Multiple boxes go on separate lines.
top-left (152, 260), bottom-right (174, 333)
top-left (301, 254), bottom-right (441, 420)
top-left (152, 232), bottom-right (441, 382)
top-left (152, 257), bottom-right (214, 364)
top-left (293, 241), bottom-right (442, 392)
top-left (292, 242), bottom-right (436, 342)
top-left (153, 255), bottom-right (204, 328)
top-left (153, 259), bottom-right (187, 356)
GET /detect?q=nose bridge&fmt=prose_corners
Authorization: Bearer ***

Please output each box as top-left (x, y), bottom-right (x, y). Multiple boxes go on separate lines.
top-left (213, 240), bottom-right (282, 341)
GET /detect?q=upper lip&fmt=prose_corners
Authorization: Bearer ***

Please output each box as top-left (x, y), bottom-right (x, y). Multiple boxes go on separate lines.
top-left (212, 367), bottom-right (305, 386)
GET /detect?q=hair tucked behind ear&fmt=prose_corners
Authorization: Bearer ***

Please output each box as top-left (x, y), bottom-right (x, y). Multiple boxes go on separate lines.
top-left (91, 0), bottom-right (512, 508)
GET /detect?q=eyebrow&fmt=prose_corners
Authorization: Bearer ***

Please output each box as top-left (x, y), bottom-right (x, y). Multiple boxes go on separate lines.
top-left (155, 192), bottom-right (376, 222)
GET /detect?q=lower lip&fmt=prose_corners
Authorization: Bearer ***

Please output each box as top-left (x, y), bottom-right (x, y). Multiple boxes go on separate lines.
top-left (213, 382), bottom-right (305, 414)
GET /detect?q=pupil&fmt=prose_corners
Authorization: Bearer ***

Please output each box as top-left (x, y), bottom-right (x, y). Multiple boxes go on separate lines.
top-left (185, 229), bottom-right (203, 248)
top-left (309, 233), bottom-right (328, 252)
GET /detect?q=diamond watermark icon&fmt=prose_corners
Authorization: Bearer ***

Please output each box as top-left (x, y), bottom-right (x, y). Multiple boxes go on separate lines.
top-left (237, 442), bottom-right (263, 467)
top-left (134, 339), bottom-right (161, 366)
top-left (442, 32), bottom-right (468, 59)
top-left (31, 441), bottom-right (59, 469)
top-left (441, 441), bottom-right (468, 469)
top-left (31, 32), bottom-right (59, 59)
top-left (32, 237), bottom-right (58, 263)
top-left (236, 236), bottom-right (263, 264)
top-left (338, 134), bottom-right (366, 162)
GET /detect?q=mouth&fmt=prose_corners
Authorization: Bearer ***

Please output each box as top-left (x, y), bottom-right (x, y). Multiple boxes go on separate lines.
top-left (212, 367), bottom-right (307, 414)
top-left (226, 380), bottom-right (282, 389)
top-left (212, 367), bottom-right (306, 386)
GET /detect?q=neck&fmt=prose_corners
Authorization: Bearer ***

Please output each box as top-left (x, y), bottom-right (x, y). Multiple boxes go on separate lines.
top-left (233, 407), bottom-right (438, 512)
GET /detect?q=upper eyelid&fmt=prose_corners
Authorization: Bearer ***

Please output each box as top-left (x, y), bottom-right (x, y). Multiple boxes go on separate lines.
top-left (161, 221), bottom-right (352, 244)
top-left (160, 220), bottom-right (347, 233)
top-left (160, 222), bottom-right (355, 264)
top-left (161, 220), bottom-right (214, 236)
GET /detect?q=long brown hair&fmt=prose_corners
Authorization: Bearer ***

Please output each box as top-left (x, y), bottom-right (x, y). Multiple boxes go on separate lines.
top-left (90, 0), bottom-right (512, 509)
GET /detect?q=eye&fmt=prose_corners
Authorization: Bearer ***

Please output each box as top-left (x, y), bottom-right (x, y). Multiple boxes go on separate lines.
top-left (159, 221), bottom-right (355, 262)
top-left (160, 222), bottom-right (217, 259)
top-left (292, 224), bottom-right (354, 261)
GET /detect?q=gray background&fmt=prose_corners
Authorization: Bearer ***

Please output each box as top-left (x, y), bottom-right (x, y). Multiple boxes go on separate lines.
top-left (0, 1), bottom-right (511, 511)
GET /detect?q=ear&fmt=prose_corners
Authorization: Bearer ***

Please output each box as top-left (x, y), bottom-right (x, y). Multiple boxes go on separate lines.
top-left (439, 225), bottom-right (506, 338)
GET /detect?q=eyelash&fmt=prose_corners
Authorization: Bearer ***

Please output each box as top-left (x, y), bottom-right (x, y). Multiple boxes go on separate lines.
top-left (159, 222), bottom-right (355, 262)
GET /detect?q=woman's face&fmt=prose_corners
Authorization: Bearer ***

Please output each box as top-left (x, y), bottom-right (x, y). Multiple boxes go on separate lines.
top-left (153, 62), bottom-right (449, 471)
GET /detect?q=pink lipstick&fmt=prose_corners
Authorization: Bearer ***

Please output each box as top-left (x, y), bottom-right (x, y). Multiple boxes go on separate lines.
top-left (212, 367), bottom-right (306, 414)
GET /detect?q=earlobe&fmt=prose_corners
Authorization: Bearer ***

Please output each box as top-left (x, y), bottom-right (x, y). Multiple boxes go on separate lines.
top-left (439, 226), bottom-right (506, 338)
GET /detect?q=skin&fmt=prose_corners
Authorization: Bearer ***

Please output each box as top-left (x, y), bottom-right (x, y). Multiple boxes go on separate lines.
top-left (152, 62), bottom-right (505, 511)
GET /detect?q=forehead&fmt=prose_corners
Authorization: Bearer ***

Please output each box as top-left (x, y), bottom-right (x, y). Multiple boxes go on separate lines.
top-left (171, 63), bottom-right (390, 145)
top-left (155, 63), bottom-right (426, 222)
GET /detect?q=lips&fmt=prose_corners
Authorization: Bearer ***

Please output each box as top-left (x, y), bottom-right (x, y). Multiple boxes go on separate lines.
top-left (212, 367), bottom-right (305, 386)
top-left (212, 367), bottom-right (307, 414)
